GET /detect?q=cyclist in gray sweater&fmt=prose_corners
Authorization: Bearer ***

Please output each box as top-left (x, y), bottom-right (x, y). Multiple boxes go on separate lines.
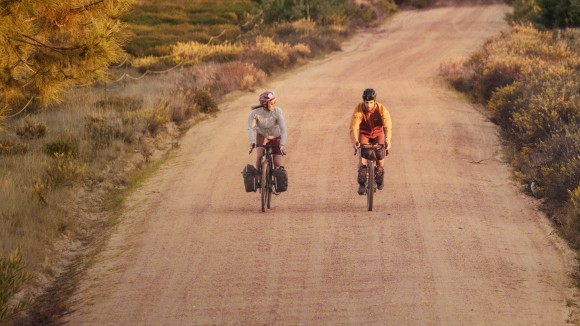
top-left (247, 91), bottom-right (288, 171)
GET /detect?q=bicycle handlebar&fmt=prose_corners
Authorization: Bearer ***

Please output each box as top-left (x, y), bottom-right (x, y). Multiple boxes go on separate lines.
top-left (354, 143), bottom-right (385, 155)
top-left (248, 144), bottom-right (286, 155)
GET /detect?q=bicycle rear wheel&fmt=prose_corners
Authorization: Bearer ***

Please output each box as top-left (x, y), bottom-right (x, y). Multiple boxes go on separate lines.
top-left (367, 161), bottom-right (374, 211)
top-left (261, 160), bottom-right (268, 212)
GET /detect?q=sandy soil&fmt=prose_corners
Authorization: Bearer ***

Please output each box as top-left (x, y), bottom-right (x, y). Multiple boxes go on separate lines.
top-left (62, 5), bottom-right (578, 325)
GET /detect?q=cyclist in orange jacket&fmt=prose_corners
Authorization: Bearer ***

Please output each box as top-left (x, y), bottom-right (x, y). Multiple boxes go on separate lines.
top-left (350, 88), bottom-right (392, 195)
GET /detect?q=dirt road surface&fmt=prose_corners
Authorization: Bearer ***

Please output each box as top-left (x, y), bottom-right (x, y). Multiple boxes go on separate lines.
top-left (62, 5), bottom-right (578, 325)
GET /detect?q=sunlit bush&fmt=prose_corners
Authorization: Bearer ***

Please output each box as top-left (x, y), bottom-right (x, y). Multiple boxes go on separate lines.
top-left (243, 36), bottom-right (311, 74)
top-left (171, 41), bottom-right (243, 65)
top-left (123, 107), bottom-right (170, 136)
top-left (442, 22), bottom-right (580, 246)
top-left (215, 61), bottom-right (266, 93)
top-left (488, 65), bottom-right (579, 145)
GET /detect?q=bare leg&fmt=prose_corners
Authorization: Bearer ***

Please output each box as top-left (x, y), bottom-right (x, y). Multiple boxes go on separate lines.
top-left (256, 147), bottom-right (265, 170)
top-left (358, 156), bottom-right (367, 168)
top-left (273, 154), bottom-right (283, 168)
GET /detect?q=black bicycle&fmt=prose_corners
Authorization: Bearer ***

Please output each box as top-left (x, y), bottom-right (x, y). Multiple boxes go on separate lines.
top-left (355, 143), bottom-right (386, 211)
top-left (249, 144), bottom-right (282, 212)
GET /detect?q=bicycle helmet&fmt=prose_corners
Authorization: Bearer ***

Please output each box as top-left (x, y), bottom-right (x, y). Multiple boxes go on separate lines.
top-left (362, 88), bottom-right (377, 101)
top-left (259, 91), bottom-right (277, 106)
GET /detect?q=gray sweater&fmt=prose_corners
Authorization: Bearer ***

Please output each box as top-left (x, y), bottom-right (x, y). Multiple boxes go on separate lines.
top-left (247, 106), bottom-right (288, 145)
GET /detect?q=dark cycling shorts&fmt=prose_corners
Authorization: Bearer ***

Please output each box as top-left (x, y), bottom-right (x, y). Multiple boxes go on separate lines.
top-left (256, 134), bottom-right (283, 155)
top-left (359, 133), bottom-right (386, 160)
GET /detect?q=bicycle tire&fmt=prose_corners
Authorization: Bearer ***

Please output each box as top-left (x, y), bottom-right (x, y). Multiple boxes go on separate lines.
top-left (367, 161), bottom-right (374, 211)
top-left (267, 166), bottom-right (272, 209)
top-left (261, 160), bottom-right (268, 212)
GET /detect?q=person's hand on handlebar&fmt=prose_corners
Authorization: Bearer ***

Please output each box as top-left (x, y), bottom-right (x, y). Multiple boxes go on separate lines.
top-left (352, 141), bottom-right (360, 150)
top-left (249, 142), bottom-right (255, 154)
top-left (280, 144), bottom-right (286, 155)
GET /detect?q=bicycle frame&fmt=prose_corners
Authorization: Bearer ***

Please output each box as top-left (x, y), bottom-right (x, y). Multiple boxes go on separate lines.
top-left (249, 142), bottom-right (286, 212)
top-left (249, 144), bottom-right (275, 212)
top-left (355, 143), bottom-right (385, 211)
top-left (260, 145), bottom-right (275, 212)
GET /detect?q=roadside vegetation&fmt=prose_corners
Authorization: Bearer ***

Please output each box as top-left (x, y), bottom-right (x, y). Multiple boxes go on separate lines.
top-left (0, 0), bottom-right (400, 323)
top-left (440, 2), bottom-right (580, 247)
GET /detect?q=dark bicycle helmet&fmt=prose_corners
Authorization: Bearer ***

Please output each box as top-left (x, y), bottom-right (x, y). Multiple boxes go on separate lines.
top-left (362, 88), bottom-right (377, 101)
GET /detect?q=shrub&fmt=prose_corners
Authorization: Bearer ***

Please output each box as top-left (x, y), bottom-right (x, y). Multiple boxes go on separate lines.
top-left (468, 24), bottom-right (570, 102)
top-left (15, 120), bottom-right (47, 139)
top-left (123, 107), bottom-right (170, 136)
top-left (85, 115), bottom-right (126, 148)
top-left (439, 56), bottom-right (475, 93)
top-left (192, 88), bottom-right (218, 113)
top-left (44, 152), bottom-right (86, 188)
top-left (0, 247), bottom-right (34, 323)
top-left (488, 65), bottom-right (579, 146)
top-left (214, 61), bottom-right (266, 93)
top-left (0, 138), bottom-right (28, 155)
top-left (171, 41), bottom-right (243, 65)
top-left (44, 140), bottom-right (78, 158)
top-left (95, 96), bottom-right (143, 112)
top-left (131, 56), bottom-right (175, 73)
top-left (242, 36), bottom-right (311, 74)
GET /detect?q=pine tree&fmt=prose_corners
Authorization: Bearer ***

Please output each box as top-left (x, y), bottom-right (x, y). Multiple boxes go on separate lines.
top-left (0, 0), bottom-right (135, 126)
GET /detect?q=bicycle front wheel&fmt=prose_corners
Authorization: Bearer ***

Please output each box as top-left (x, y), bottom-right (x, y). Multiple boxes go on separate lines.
top-left (367, 161), bottom-right (374, 211)
top-left (267, 171), bottom-right (272, 209)
top-left (261, 160), bottom-right (268, 212)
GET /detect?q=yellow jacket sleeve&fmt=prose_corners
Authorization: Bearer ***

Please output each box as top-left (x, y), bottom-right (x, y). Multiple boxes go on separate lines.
top-left (349, 104), bottom-right (364, 143)
top-left (377, 103), bottom-right (392, 145)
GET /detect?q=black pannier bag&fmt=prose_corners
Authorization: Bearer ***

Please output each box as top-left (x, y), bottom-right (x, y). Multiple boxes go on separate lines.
top-left (242, 164), bottom-right (257, 192)
top-left (273, 166), bottom-right (288, 192)
top-left (361, 147), bottom-right (385, 161)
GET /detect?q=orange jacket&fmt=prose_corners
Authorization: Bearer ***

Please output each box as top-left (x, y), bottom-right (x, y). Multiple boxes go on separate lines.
top-left (349, 102), bottom-right (392, 145)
